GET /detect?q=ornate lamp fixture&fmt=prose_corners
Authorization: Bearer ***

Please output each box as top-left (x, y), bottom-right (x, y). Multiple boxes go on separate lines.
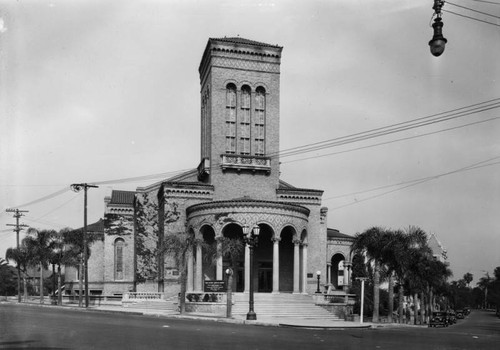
top-left (315, 270), bottom-right (322, 294)
top-left (429, 0), bottom-right (447, 57)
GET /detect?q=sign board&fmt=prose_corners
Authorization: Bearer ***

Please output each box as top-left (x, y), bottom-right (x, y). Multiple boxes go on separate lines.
top-left (204, 280), bottom-right (226, 293)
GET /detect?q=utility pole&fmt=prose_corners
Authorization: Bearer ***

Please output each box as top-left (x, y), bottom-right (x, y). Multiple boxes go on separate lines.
top-left (70, 183), bottom-right (98, 308)
top-left (6, 208), bottom-right (29, 303)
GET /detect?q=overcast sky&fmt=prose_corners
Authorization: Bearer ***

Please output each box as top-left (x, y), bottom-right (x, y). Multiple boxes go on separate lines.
top-left (1, 0), bottom-right (499, 283)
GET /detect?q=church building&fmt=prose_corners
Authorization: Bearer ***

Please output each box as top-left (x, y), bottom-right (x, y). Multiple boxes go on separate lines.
top-left (64, 37), bottom-right (353, 299)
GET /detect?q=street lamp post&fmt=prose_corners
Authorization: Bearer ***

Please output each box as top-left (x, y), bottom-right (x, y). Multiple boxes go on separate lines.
top-left (429, 0), bottom-right (447, 57)
top-left (316, 270), bottom-right (322, 293)
top-left (71, 183), bottom-right (98, 308)
top-left (225, 268), bottom-right (233, 318)
top-left (244, 224), bottom-right (260, 321)
top-left (356, 277), bottom-right (368, 324)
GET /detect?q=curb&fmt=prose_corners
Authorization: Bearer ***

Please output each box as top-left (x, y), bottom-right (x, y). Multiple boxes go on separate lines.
top-left (2, 301), bottom-right (417, 329)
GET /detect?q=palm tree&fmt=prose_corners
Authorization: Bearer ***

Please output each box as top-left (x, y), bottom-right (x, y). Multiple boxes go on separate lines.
top-left (5, 243), bottom-right (31, 301)
top-left (381, 226), bottom-right (429, 324)
top-left (477, 272), bottom-right (492, 309)
top-left (63, 227), bottom-right (98, 307)
top-left (463, 273), bottom-right (473, 288)
top-left (24, 228), bottom-right (57, 304)
top-left (378, 229), bottom-right (406, 323)
top-left (351, 227), bottom-right (388, 323)
top-left (48, 228), bottom-right (73, 305)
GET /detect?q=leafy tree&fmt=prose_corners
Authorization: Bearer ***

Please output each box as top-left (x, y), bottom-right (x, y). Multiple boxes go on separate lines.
top-left (161, 232), bottom-right (203, 314)
top-left (0, 264), bottom-right (17, 296)
top-left (207, 236), bottom-right (245, 318)
top-left (161, 231), bottom-right (245, 317)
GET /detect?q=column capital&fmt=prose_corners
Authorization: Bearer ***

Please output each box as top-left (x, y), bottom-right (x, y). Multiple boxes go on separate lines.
top-left (293, 239), bottom-right (301, 245)
top-left (272, 237), bottom-right (281, 243)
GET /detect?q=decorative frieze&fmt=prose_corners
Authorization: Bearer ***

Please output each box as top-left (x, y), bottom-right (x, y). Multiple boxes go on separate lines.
top-left (186, 199), bottom-right (309, 239)
top-left (212, 56), bottom-right (280, 74)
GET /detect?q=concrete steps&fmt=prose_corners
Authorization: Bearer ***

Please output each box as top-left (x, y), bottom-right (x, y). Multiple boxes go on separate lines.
top-left (231, 293), bottom-right (342, 320)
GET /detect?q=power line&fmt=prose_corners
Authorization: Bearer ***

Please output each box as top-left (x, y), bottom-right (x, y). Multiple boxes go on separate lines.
top-left (3, 98), bottom-right (500, 213)
top-left (444, 9), bottom-right (500, 26)
top-left (273, 98), bottom-right (500, 157)
top-left (326, 156), bottom-right (500, 210)
top-left (326, 155), bottom-right (500, 200)
top-left (467, 0), bottom-right (500, 5)
top-left (282, 115), bottom-right (500, 165)
top-left (275, 100), bottom-right (500, 159)
top-left (447, 1), bottom-right (500, 19)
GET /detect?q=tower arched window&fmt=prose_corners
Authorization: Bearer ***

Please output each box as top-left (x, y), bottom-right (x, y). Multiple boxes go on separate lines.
top-left (114, 238), bottom-right (125, 281)
top-left (225, 84), bottom-right (237, 154)
top-left (254, 87), bottom-right (266, 156)
top-left (239, 85), bottom-right (251, 155)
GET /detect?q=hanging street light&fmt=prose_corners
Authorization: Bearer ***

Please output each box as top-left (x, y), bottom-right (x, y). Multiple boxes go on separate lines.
top-left (429, 0), bottom-right (447, 57)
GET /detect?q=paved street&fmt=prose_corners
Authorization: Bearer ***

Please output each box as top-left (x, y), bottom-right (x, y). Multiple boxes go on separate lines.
top-left (1, 303), bottom-right (499, 349)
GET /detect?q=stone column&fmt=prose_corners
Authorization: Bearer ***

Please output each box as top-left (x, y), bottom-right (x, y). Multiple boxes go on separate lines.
top-left (326, 262), bottom-right (331, 285)
top-left (344, 261), bottom-right (352, 291)
top-left (244, 243), bottom-right (250, 293)
top-left (301, 243), bottom-right (308, 294)
top-left (272, 237), bottom-right (280, 294)
top-left (195, 244), bottom-right (202, 291)
top-left (187, 248), bottom-right (194, 292)
top-left (293, 239), bottom-right (301, 294)
top-left (216, 239), bottom-right (223, 280)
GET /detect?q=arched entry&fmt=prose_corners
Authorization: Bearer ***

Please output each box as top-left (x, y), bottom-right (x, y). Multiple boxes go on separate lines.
top-left (330, 253), bottom-right (346, 290)
top-left (221, 223), bottom-right (245, 292)
top-left (279, 226), bottom-right (295, 292)
top-left (255, 224), bottom-right (273, 292)
top-left (200, 225), bottom-right (216, 282)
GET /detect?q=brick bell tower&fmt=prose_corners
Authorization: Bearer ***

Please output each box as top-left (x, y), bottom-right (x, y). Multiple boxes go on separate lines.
top-left (197, 37), bottom-right (283, 201)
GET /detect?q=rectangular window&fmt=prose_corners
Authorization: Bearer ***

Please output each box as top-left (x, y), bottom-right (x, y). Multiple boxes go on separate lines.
top-left (226, 136), bottom-right (236, 153)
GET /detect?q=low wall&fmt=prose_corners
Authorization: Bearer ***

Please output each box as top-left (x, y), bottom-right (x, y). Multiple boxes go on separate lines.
top-left (185, 302), bottom-right (227, 316)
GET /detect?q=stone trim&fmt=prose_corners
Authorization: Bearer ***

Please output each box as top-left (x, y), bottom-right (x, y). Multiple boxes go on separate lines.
top-left (186, 199), bottom-right (310, 217)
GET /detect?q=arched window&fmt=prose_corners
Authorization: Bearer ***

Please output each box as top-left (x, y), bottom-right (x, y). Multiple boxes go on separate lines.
top-left (254, 87), bottom-right (266, 156)
top-left (225, 84), bottom-right (237, 154)
top-left (239, 85), bottom-right (251, 155)
top-left (114, 238), bottom-right (125, 280)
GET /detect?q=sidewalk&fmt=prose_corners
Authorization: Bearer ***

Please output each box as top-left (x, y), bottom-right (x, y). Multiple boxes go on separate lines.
top-left (3, 300), bottom-right (424, 330)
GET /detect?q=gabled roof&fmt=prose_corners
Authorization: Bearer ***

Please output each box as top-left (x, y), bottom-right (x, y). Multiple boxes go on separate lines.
top-left (136, 169), bottom-right (200, 193)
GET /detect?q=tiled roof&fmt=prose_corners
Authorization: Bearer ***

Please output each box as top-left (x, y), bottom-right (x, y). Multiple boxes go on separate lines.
top-left (211, 37), bottom-right (282, 48)
top-left (110, 190), bottom-right (135, 205)
top-left (74, 219), bottom-right (104, 233)
top-left (327, 228), bottom-right (353, 240)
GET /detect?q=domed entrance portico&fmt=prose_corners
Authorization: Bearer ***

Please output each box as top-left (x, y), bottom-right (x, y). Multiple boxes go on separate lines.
top-left (185, 199), bottom-right (310, 294)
